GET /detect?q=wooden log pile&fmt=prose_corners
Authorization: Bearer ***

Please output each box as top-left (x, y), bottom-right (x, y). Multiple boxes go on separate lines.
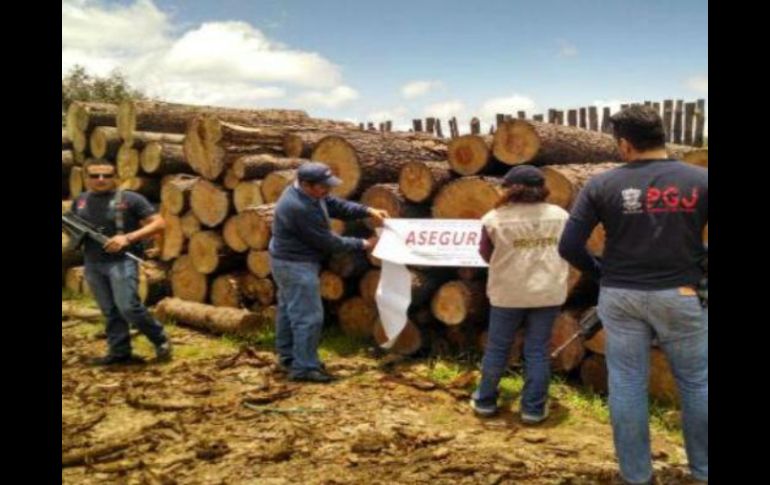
top-left (61, 100), bottom-right (705, 401)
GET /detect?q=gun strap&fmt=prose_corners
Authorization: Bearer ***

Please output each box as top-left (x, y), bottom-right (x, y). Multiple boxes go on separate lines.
top-left (113, 190), bottom-right (125, 235)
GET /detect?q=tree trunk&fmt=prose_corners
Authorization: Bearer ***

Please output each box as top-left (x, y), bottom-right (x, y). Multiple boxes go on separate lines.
top-left (579, 354), bottom-right (609, 395)
top-left (65, 101), bottom-right (118, 145)
top-left (430, 280), bottom-right (487, 326)
top-left (155, 297), bottom-right (264, 336)
top-left (399, 161), bottom-right (455, 204)
top-left (190, 180), bottom-right (231, 227)
top-left (89, 126), bottom-right (122, 159)
top-left (235, 204), bottom-right (275, 250)
top-left (210, 272), bottom-right (247, 308)
top-left (493, 120), bottom-right (620, 165)
top-left (222, 215), bottom-right (250, 253)
top-left (447, 134), bottom-right (496, 175)
top-left (116, 143), bottom-right (141, 179)
top-left (372, 319), bottom-right (422, 355)
top-left (160, 213), bottom-right (185, 261)
top-left (667, 144), bottom-right (708, 168)
top-left (188, 231), bottom-right (244, 275)
top-left (320, 270), bottom-right (347, 301)
top-left (311, 132), bottom-right (447, 198)
top-left (69, 166), bottom-right (84, 199)
top-left (232, 154), bottom-right (307, 180)
top-left (261, 169), bottom-right (296, 203)
top-left (140, 142), bottom-right (192, 175)
top-left (542, 163), bottom-right (622, 209)
top-left (337, 296), bottom-right (378, 338)
top-left (358, 269), bottom-right (381, 304)
top-left (223, 167), bottom-right (241, 190)
top-left (62, 129), bottom-right (73, 150)
top-left (180, 211), bottom-right (202, 238)
top-left (239, 275), bottom-right (276, 306)
top-left (129, 131), bottom-right (185, 149)
top-left (233, 180), bottom-right (264, 214)
top-left (169, 255), bottom-right (208, 303)
top-left (549, 311), bottom-right (586, 373)
top-left (431, 176), bottom-right (503, 219)
top-left (360, 183), bottom-right (430, 228)
top-left (247, 250), bottom-right (272, 278)
top-left (160, 174), bottom-right (199, 216)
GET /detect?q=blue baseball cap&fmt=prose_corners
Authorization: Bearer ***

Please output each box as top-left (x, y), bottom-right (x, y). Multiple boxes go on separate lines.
top-left (297, 162), bottom-right (342, 187)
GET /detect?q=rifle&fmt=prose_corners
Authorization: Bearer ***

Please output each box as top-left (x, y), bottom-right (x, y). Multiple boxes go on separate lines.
top-left (61, 213), bottom-right (144, 264)
top-left (550, 307), bottom-right (602, 359)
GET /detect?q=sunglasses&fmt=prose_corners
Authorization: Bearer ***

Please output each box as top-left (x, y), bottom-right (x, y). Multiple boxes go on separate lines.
top-left (88, 173), bottom-right (115, 180)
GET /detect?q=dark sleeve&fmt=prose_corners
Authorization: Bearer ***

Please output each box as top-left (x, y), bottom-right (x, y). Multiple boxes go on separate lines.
top-left (290, 206), bottom-right (365, 253)
top-left (325, 196), bottom-right (370, 220)
top-left (479, 226), bottom-right (494, 263)
top-left (127, 192), bottom-right (157, 220)
top-left (558, 181), bottom-right (602, 280)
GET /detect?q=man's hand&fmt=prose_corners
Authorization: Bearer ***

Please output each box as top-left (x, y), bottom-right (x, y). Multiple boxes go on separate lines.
top-left (367, 208), bottom-right (390, 225)
top-left (104, 234), bottom-right (131, 253)
top-left (363, 236), bottom-right (379, 250)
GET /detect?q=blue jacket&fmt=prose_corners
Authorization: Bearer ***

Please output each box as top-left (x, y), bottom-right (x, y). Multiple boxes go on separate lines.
top-left (268, 183), bottom-right (370, 262)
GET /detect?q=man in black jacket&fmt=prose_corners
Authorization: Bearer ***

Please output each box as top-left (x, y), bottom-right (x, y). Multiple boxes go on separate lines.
top-left (269, 162), bottom-right (388, 382)
top-left (558, 106), bottom-right (708, 484)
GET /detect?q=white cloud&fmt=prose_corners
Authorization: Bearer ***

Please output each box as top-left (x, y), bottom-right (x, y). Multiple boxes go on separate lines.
top-left (424, 100), bottom-right (466, 119)
top-left (558, 39), bottom-right (578, 58)
top-left (401, 80), bottom-right (443, 99)
top-left (367, 106), bottom-right (409, 122)
top-left (479, 94), bottom-right (537, 121)
top-left (62, 0), bottom-right (356, 109)
top-left (295, 86), bottom-right (359, 109)
top-left (687, 75), bottom-right (708, 94)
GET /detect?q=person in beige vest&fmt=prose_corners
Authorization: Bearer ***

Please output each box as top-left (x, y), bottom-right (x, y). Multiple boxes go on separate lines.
top-left (470, 165), bottom-right (569, 423)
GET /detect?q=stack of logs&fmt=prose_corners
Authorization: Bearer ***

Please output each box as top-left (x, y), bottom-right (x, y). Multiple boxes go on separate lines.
top-left (62, 101), bottom-right (708, 405)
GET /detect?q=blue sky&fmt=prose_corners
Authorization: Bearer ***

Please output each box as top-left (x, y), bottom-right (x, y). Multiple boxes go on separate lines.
top-left (63, 0), bottom-right (707, 132)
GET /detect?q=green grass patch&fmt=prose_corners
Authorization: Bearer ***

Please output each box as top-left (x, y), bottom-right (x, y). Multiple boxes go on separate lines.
top-left (318, 325), bottom-right (370, 360)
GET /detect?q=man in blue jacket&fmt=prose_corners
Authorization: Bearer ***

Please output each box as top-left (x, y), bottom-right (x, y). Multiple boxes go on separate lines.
top-left (558, 106), bottom-right (708, 485)
top-left (269, 162), bottom-right (388, 382)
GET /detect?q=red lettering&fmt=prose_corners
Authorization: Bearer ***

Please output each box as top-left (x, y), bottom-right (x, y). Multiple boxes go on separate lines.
top-left (663, 187), bottom-right (679, 208)
top-left (646, 187), bottom-right (661, 209)
top-left (681, 187), bottom-right (699, 209)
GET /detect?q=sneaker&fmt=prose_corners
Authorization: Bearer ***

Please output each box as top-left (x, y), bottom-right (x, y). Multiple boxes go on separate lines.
top-left (91, 354), bottom-right (145, 366)
top-left (521, 405), bottom-right (550, 425)
top-left (469, 398), bottom-right (498, 417)
top-left (289, 369), bottom-right (335, 383)
top-left (155, 342), bottom-right (173, 362)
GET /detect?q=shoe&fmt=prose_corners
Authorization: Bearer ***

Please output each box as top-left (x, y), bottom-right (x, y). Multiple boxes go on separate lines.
top-left (521, 405), bottom-right (550, 425)
top-left (289, 369), bottom-right (335, 383)
top-left (469, 398), bottom-right (498, 417)
top-left (91, 354), bottom-right (145, 366)
top-left (155, 342), bottom-right (173, 362)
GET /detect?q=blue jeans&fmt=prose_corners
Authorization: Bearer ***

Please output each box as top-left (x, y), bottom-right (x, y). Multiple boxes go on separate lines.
top-left (84, 258), bottom-right (168, 357)
top-left (270, 257), bottom-right (324, 375)
top-left (599, 287), bottom-right (708, 484)
top-left (474, 306), bottom-right (560, 416)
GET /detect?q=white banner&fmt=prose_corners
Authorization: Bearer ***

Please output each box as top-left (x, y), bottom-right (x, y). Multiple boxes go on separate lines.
top-left (373, 219), bottom-right (487, 349)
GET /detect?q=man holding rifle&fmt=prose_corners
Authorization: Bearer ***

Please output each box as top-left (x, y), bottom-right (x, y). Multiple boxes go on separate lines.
top-left (65, 160), bottom-right (172, 365)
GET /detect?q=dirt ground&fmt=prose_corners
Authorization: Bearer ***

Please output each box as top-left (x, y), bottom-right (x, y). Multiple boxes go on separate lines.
top-left (62, 299), bottom-right (698, 485)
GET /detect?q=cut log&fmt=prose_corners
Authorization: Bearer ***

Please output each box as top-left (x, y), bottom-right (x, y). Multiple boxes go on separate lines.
top-left (431, 176), bottom-right (503, 219)
top-left (169, 255), bottom-right (208, 303)
top-left (140, 142), bottom-right (192, 175)
top-left (64, 266), bottom-right (92, 297)
top-left (233, 180), bottom-right (265, 214)
top-left (155, 297), bottom-right (264, 336)
top-left (431, 280), bottom-right (487, 326)
top-left (247, 250), bottom-right (272, 278)
top-left (337, 296), bottom-right (378, 338)
top-left (119, 177), bottom-right (160, 201)
top-left (62, 231), bottom-right (84, 284)
top-left (549, 311), bottom-right (586, 373)
top-left (358, 269), bottom-right (381, 304)
top-left (89, 126), bottom-right (122, 159)
top-left (190, 180), bottom-right (231, 227)
top-left (235, 204), bottom-right (275, 250)
top-left (180, 211), bottom-right (202, 238)
top-left (372, 319), bottom-right (422, 355)
top-left (311, 133), bottom-right (447, 198)
top-left (62, 129), bottom-right (73, 150)
top-left (62, 150), bottom-right (75, 173)
top-left (210, 272), bottom-right (247, 308)
top-left (160, 174), bottom-right (199, 216)
top-left (542, 162), bottom-right (622, 209)
top-left (239, 275), bottom-right (275, 306)
top-left (580, 354), bottom-right (609, 395)
top-left (493, 120), bottom-right (620, 165)
top-left (160, 213), bottom-right (185, 261)
top-left (128, 130), bottom-right (185, 149)
top-left (188, 231), bottom-right (243, 274)
top-left (140, 260), bottom-right (170, 305)
top-left (399, 161), bottom-right (454, 204)
top-left (320, 270), bottom-right (346, 301)
top-left (222, 215), bottom-right (250, 253)
top-left (360, 183), bottom-right (429, 228)
top-left (261, 169), bottom-right (296, 203)
top-left (223, 167), bottom-right (240, 190)
top-left (65, 101), bottom-right (118, 145)
top-left (447, 134), bottom-right (493, 175)
top-left (69, 166), bottom-right (84, 199)
top-left (232, 154), bottom-right (307, 180)
top-left (116, 142), bottom-right (140, 179)
top-left (584, 328), bottom-right (607, 355)
top-left (328, 251), bottom-right (370, 279)
top-left (667, 144), bottom-right (708, 168)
